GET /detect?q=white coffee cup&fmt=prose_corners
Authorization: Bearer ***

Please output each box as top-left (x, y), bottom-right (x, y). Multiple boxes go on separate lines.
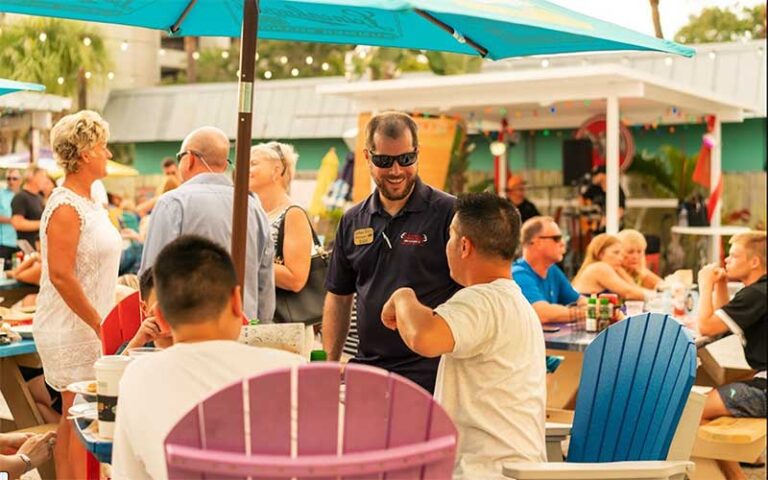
top-left (94, 355), bottom-right (133, 439)
top-left (624, 300), bottom-right (645, 317)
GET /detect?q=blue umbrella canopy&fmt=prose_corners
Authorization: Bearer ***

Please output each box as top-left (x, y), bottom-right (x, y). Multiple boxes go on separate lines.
top-left (0, 78), bottom-right (45, 96)
top-left (0, 0), bottom-right (693, 58)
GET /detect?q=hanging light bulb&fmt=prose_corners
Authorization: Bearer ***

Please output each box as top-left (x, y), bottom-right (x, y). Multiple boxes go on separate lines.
top-left (192, 51), bottom-right (200, 60)
top-left (264, 70), bottom-right (273, 79)
top-left (107, 71), bottom-right (115, 81)
top-left (120, 40), bottom-right (129, 51)
top-left (321, 62), bottom-right (330, 71)
top-left (57, 77), bottom-right (65, 85)
top-left (280, 56), bottom-right (288, 65)
top-left (221, 50), bottom-right (230, 59)
top-left (540, 58), bottom-right (550, 68)
top-left (417, 54), bottom-right (429, 64)
top-left (84, 71), bottom-right (92, 80)
top-left (291, 68), bottom-right (299, 77)
top-left (83, 36), bottom-right (92, 47)
top-left (39, 32), bottom-right (47, 42)
top-left (305, 56), bottom-right (314, 65)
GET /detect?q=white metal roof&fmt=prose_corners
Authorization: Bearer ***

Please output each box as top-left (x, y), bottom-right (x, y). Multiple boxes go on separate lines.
top-left (0, 91), bottom-right (72, 112)
top-left (318, 63), bottom-right (754, 131)
top-left (102, 76), bottom-right (359, 143)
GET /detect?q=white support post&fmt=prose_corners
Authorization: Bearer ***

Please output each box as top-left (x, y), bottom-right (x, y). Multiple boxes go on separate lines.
top-left (710, 116), bottom-right (722, 262)
top-left (605, 96), bottom-right (620, 234)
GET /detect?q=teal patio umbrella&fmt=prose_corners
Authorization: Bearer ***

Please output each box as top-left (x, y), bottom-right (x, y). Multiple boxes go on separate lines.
top-left (0, 78), bottom-right (45, 96)
top-left (0, 0), bottom-right (694, 287)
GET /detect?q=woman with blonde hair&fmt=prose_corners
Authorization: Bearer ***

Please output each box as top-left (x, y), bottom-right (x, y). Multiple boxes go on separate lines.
top-left (572, 233), bottom-right (650, 300)
top-left (617, 229), bottom-right (664, 289)
top-left (35, 110), bottom-right (122, 478)
top-left (248, 142), bottom-right (315, 295)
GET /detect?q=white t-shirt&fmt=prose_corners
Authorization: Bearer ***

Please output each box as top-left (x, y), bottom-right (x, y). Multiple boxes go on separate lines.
top-left (111, 341), bottom-right (305, 480)
top-left (434, 278), bottom-right (547, 480)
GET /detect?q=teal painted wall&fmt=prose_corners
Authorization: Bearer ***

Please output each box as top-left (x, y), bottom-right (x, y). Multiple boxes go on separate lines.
top-left (128, 138), bottom-right (351, 175)
top-left (121, 118), bottom-right (765, 175)
top-left (465, 117), bottom-right (766, 173)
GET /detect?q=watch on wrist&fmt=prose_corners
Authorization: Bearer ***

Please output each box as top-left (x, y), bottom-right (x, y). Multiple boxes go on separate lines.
top-left (18, 452), bottom-right (34, 473)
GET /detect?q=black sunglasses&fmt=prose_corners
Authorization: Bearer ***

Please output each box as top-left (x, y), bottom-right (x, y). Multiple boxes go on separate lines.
top-left (369, 150), bottom-right (418, 169)
top-left (6, 176), bottom-right (20, 181)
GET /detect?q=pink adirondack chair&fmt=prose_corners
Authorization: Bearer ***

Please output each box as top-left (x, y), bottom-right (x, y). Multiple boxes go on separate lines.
top-left (164, 363), bottom-right (458, 479)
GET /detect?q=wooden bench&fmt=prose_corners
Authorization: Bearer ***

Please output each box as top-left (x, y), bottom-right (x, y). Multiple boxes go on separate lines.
top-left (690, 417), bottom-right (767, 480)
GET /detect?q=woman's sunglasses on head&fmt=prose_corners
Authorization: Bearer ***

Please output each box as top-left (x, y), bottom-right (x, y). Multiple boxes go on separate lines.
top-left (368, 150), bottom-right (418, 169)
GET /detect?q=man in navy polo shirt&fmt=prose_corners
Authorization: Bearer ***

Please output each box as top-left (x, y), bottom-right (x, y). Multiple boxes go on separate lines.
top-left (512, 216), bottom-right (585, 324)
top-left (323, 111), bottom-right (460, 393)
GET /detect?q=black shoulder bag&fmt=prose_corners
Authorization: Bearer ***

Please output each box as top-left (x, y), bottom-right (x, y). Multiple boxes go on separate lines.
top-left (274, 206), bottom-right (329, 325)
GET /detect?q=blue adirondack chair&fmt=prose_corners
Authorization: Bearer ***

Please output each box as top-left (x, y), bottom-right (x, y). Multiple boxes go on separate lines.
top-left (505, 313), bottom-right (698, 480)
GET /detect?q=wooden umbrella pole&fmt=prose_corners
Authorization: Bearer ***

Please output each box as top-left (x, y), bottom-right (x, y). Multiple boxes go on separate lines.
top-left (231, 0), bottom-right (259, 299)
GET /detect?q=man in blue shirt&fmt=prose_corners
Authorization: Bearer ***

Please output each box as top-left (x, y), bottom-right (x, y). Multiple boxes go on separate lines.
top-left (0, 169), bottom-right (21, 264)
top-left (512, 216), bottom-right (584, 324)
top-left (140, 126), bottom-right (275, 322)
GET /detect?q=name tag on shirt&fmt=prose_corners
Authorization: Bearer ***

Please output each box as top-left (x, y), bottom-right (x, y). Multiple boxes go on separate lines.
top-left (354, 227), bottom-right (374, 245)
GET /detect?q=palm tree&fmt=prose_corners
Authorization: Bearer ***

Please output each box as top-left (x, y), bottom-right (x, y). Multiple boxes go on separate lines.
top-left (649, 0), bottom-right (664, 39)
top-left (0, 17), bottom-right (110, 101)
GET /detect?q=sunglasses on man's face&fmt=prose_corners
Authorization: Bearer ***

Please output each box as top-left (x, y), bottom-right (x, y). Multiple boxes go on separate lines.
top-left (6, 177), bottom-right (20, 181)
top-left (368, 150), bottom-right (418, 169)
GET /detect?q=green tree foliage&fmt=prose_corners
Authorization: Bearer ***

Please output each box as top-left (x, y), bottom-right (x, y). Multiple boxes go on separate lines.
top-left (675, 4), bottom-right (766, 44)
top-left (627, 146), bottom-right (704, 201)
top-left (0, 17), bottom-right (111, 96)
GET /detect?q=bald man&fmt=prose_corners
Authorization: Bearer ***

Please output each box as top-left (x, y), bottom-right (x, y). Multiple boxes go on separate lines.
top-left (506, 175), bottom-right (540, 224)
top-left (139, 127), bottom-right (275, 321)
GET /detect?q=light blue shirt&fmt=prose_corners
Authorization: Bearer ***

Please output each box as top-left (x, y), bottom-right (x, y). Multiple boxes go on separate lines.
top-left (139, 174), bottom-right (275, 322)
top-left (0, 189), bottom-right (18, 248)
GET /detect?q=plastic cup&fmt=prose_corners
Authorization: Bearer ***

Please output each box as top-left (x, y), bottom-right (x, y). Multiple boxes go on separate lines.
top-left (94, 355), bottom-right (133, 438)
top-left (624, 300), bottom-right (645, 317)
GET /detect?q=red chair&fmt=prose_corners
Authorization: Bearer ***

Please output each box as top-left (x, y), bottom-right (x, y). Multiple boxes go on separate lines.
top-left (100, 291), bottom-right (142, 355)
top-left (645, 253), bottom-right (661, 275)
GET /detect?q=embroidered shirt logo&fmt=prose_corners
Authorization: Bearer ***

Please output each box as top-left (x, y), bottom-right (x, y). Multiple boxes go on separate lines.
top-left (400, 232), bottom-right (428, 246)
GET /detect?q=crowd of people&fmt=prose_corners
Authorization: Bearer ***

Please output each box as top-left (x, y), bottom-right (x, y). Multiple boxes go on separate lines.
top-left (0, 109), bottom-right (763, 480)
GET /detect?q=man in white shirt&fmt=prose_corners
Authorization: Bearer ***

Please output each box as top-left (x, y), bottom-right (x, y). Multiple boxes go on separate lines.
top-left (381, 192), bottom-right (547, 479)
top-left (112, 235), bottom-right (304, 480)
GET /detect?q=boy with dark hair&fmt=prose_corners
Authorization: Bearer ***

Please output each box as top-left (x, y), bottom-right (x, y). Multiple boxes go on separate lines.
top-left (112, 235), bottom-right (303, 480)
top-left (119, 267), bottom-right (173, 353)
top-left (381, 192), bottom-right (546, 479)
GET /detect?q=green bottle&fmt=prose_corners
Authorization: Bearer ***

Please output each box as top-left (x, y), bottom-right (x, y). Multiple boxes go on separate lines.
top-left (310, 350), bottom-right (328, 362)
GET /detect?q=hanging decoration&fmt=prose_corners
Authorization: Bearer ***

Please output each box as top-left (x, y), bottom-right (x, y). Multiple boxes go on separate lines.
top-left (691, 115), bottom-right (721, 221)
top-left (574, 114), bottom-right (636, 171)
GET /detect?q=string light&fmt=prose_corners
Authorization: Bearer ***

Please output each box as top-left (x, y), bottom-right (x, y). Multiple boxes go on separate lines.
top-left (39, 32), bottom-right (47, 42)
top-left (192, 51), bottom-right (200, 60)
top-left (255, 53), bottom-right (260, 61)
top-left (540, 58), bottom-right (550, 68)
top-left (708, 51), bottom-right (717, 60)
top-left (120, 40), bottom-right (129, 51)
top-left (84, 71), bottom-right (92, 79)
top-left (305, 56), bottom-right (314, 65)
top-left (321, 62), bottom-right (330, 71)
top-left (291, 68), bottom-right (299, 77)
top-left (264, 70), bottom-right (272, 79)
top-left (57, 77), bottom-right (64, 85)
top-left (83, 36), bottom-right (92, 47)
top-left (107, 71), bottom-right (115, 80)
top-left (221, 50), bottom-right (230, 59)
top-left (417, 54), bottom-right (429, 64)
top-left (280, 56), bottom-right (288, 65)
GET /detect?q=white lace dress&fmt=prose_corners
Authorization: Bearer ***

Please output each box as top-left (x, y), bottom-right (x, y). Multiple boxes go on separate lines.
top-left (34, 187), bottom-right (122, 391)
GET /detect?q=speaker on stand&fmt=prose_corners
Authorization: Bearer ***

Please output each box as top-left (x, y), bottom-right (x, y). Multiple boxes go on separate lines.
top-left (561, 138), bottom-right (595, 274)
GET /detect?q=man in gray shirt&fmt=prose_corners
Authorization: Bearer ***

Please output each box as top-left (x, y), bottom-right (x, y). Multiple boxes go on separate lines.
top-left (140, 126), bottom-right (275, 321)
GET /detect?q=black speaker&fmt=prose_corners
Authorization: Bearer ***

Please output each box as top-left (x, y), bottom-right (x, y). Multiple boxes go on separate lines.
top-left (562, 138), bottom-right (593, 186)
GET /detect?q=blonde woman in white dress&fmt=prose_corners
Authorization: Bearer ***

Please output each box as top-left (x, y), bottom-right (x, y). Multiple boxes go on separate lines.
top-left (34, 110), bottom-right (122, 478)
